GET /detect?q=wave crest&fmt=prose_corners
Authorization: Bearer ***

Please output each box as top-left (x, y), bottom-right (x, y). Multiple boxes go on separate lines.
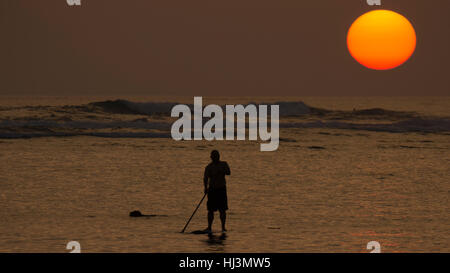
top-left (1, 99), bottom-right (449, 139)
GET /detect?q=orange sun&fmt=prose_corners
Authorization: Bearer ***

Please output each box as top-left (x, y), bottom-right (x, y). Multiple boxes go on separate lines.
top-left (347, 10), bottom-right (417, 70)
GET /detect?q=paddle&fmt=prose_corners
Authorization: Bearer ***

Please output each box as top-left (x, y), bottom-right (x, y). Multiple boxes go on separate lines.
top-left (180, 193), bottom-right (207, 233)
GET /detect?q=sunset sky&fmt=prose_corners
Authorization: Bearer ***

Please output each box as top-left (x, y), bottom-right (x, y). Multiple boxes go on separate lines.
top-left (0, 0), bottom-right (449, 96)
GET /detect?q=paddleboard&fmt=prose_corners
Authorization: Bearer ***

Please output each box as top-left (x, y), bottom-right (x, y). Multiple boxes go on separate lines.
top-left (190, 230), bottom-right (228, 235)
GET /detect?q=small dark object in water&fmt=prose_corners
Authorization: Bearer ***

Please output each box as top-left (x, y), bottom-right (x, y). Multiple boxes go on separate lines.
top-left (129, 210), bottom-right (160, 217)
top-left (129, 210), bottom-right (144, 217)
top-left (129, 211), bottom-right (168, 217)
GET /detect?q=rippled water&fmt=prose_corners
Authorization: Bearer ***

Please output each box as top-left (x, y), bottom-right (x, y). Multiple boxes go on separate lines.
top-left (0, 97), bottom-right (449, 252)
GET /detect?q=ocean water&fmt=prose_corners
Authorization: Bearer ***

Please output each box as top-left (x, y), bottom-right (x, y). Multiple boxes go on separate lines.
top-left (0, 96), bottom-right (449, 252)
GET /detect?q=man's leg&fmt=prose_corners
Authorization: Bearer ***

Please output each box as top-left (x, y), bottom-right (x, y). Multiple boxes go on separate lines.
top-left (219, 210), bottom-right (226, 232)
top-left (207, 210), bottom-right (214, 231)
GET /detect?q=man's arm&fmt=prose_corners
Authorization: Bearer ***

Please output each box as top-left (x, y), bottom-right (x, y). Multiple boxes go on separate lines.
top-left (203, 166), bottom-right (209, 194)
top-left (223, 161), bottom-right (231, 175)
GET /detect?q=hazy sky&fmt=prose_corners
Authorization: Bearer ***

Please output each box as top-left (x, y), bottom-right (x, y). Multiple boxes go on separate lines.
top-left (0, 0), bottom-right (449, 96)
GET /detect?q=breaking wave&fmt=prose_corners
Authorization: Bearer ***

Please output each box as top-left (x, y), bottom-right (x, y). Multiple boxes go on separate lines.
top-left (88, 100), bottom-right (418, 119)
top-left (89, 100), bottom-right (312, 117)
top-left (280, 118), bottom-right (450, 133)
top-left (89, 100), bottom-right (180, 115)
top-left (1, 99), bottom-right (449, 139)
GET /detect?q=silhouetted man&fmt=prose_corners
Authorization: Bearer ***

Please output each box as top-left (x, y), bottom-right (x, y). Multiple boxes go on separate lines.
top-left (204, 150), bottom-right (230, 233)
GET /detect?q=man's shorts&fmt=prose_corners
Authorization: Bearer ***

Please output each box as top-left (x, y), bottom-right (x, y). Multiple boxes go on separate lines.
top-left (207, 187), bottom-right (228, 212)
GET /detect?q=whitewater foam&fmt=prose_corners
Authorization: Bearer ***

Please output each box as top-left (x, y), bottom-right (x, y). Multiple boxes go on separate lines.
top-left (1, 99), bottom-right (449, 139)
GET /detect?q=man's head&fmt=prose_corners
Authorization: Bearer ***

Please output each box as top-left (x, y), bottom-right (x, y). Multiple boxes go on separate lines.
top-left (210, 150), bottom-right (220, 163)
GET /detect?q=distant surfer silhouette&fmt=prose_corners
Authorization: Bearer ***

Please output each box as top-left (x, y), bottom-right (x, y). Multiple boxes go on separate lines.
top-left (203, 150), bottom-right (230, 233)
